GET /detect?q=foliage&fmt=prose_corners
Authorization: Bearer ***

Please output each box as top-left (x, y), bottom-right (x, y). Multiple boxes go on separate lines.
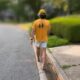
top-left (0, 0), bottom-right (10, 11)
top-left (68, 0), bottom-right (80, 13)
top-left (50, 15), bottom-right (80, 42)
top-left (44, 0), bottom-right (69, 15)
top-left (19, 0), bottom-right (42, 18)
top-left (48, 35), bottom-right (69, 48)
top-left (0, 0), bottom-right (42, 22)
top-left (41, 3), bottom-right (56, 18)
top-left (0, 0), bottom-right (80, 21)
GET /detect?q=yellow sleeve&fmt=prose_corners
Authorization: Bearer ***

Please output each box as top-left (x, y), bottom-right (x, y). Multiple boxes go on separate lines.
top-left (32, 21), bottom-right (36, 30)
top-left (30, 21), bottom-right (36, 39)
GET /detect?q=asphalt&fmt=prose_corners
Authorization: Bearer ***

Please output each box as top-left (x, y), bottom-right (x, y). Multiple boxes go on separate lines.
top-left (0, 24), bottom-right (39, 80)
top-left (50, 45), bottom-right (80, 80)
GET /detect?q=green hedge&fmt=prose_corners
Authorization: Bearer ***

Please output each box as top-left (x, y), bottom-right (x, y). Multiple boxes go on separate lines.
top-left (50, 15), bottom-right (80, 42)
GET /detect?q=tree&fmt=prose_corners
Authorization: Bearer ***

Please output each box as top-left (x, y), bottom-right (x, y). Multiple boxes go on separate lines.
top-left (18, 0), bottom-right (42, 18)
top-left (41, 3), bottom-right (57, 18)
top-left (68, 0), bottom-right (80, 14)
top-left (0, 0), bottom-right (10, 11)
top-left (43, 0), bottom-right (68, 15)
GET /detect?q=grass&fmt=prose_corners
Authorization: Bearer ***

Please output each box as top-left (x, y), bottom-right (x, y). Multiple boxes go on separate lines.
top-left (48, 35), bottom-right (69, 48)
top-left (62, 64), bottom-right (78, 69)
top-left (61, 65), bottom-right (72, 69)
top-left (19, 22), bottom-right (32, 31)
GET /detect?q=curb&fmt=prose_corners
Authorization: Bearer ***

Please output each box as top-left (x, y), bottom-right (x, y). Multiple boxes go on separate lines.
top-left (32, 46), bottom-right (48, 80)
top-left (37, 62), bottom-right (47, 80)
top-left (46, 49), bottom-right (69, 80)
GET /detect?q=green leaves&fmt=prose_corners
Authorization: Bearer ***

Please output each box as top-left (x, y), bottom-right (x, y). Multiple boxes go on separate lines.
top-left (48, 36), bottom-right (69, 47)
top-left (50, 15), bottom-right (80, 42)
top-left (0, 0), bottom-right (10, 11)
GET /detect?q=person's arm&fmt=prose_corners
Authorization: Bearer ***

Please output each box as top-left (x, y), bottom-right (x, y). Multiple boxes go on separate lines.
top-left (30, 28), bottom-right (35, 40)
top-left (30, 22), bottom-right (36, 44)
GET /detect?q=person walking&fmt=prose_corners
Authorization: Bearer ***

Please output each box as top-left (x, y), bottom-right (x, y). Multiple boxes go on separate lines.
top-left (30, 9), bottom-right (51, 69)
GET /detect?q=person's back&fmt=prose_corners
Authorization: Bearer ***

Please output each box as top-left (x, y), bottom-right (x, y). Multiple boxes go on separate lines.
top-left (32, 18), bottom-right (50, 42)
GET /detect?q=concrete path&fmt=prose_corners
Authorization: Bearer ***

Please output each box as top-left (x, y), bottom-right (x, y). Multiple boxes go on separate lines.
top-left (0, 24), bottom-right (39, 80)
top-left (50, 45), bottom-right (80, 80)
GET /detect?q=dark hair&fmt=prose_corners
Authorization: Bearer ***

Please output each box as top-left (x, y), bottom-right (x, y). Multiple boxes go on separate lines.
top-left (39, 14), bottom-right (46, 19)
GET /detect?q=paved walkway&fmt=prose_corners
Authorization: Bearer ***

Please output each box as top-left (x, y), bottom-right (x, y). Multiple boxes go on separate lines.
top-left (50, 45), bottom-right (80, 80)
top-left (0, 24), bottom-right (39, 80)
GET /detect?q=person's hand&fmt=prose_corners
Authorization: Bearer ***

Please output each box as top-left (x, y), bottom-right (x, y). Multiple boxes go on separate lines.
top-left (30, 38), bottom-right (34, 45)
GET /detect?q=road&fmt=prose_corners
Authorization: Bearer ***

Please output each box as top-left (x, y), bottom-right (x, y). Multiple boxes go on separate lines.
top-left (0, 24), bottom-right (39, 80)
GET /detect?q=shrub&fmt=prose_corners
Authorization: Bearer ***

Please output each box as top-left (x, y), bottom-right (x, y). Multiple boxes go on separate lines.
top-left (48, 36), bottom-right (69, 48)
top-left (50, 15), bottom-right (80, 42)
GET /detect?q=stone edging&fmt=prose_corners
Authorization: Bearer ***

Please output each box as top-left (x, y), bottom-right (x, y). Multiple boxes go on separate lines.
top-left (46, 49), bottom-right (69, 80)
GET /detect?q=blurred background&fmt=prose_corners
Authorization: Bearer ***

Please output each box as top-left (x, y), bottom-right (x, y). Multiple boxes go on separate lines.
top-left (0, 0), bottom-right (80, 22)
top-left (0, 0), bottom-right (80, 47)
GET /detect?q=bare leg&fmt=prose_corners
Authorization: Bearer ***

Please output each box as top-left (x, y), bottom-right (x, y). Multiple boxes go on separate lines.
top-left (41, 48), bottom-right (46, 68)
top-left (33, 43), bottom-right (41, 62)
top-left (36, 47), bottom-right (41, 62)
top-left (33, 45), bottom-right (37, 61)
